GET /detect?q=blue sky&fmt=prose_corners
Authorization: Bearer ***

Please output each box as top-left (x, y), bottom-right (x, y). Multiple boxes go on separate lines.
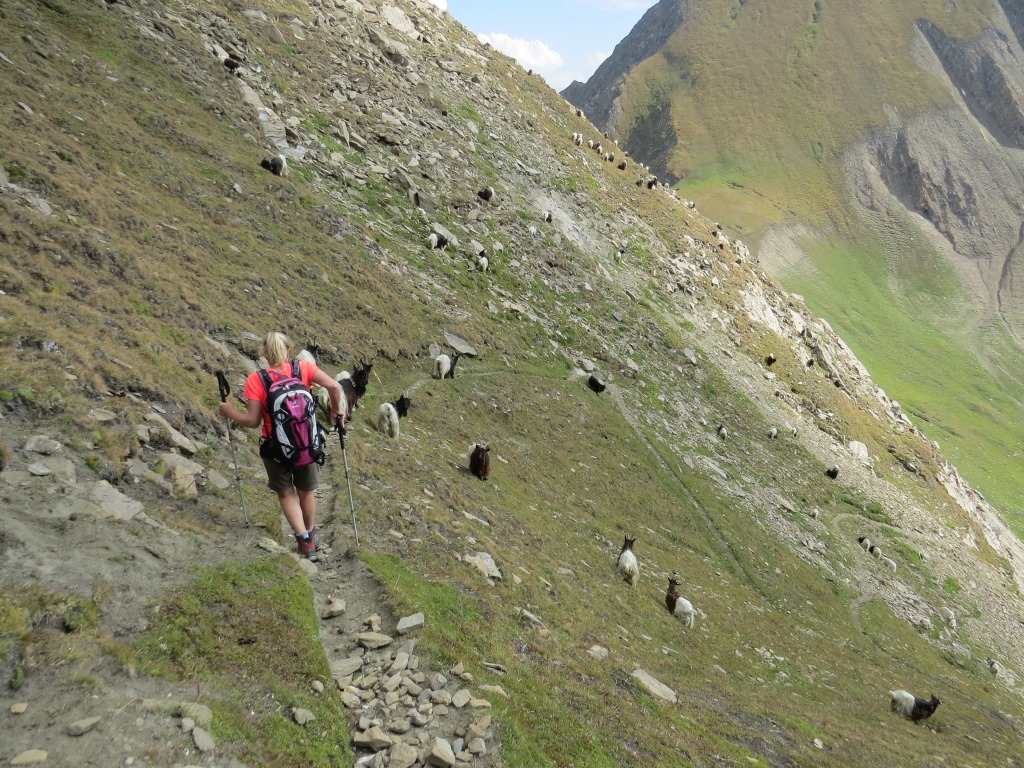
top-left (432, 0), bottom-right (659, 91)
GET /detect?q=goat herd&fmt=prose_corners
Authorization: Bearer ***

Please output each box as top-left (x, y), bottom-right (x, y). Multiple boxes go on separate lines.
top-left (296, 342), bottom-right (943, 724)
top-left (297, 348), bottom-right (489, 480)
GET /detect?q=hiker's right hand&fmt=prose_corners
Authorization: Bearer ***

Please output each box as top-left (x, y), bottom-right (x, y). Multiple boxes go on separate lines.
top-left (219, 402), bottom-right (234, 420)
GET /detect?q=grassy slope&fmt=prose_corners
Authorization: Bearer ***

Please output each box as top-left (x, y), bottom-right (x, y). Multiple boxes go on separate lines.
top-left (612, 0), bottom-right (1024, 533)
top-left (1, 1), bottom-right (1022, 766)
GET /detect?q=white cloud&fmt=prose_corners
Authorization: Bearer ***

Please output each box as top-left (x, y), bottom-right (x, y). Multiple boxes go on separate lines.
top-left (477, 32), bottom-right (564, 71)
top-left (424, 0), bottom-right (447, 9)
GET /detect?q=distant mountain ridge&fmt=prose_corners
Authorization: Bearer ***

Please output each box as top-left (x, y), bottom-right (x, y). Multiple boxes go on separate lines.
top-left (563, 0), bottom-right (1024, 526)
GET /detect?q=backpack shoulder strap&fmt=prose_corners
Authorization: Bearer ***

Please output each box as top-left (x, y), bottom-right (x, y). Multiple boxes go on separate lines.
top-left (258, 369), bottom-right (274, 412)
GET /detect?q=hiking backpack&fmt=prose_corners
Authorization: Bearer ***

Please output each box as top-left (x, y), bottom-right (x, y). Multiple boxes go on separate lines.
top-left (258, 360), bottom-right (326, 468)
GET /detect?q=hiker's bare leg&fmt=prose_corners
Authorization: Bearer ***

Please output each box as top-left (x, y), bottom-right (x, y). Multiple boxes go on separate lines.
top-left (298, 488), bottom-right (317, 531)
top-left (278, 489), bottom-right (306, 535)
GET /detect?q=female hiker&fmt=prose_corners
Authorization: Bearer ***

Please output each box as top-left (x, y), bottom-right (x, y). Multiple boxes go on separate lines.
top-left (218, 332), bottom-right (344, 560)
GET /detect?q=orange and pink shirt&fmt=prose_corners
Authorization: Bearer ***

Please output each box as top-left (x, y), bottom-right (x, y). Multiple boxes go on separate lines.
top-left (243, 359), bottom-right (318, 438)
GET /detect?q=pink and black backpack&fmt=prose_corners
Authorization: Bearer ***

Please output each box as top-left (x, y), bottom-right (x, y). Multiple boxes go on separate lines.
top-left (259, 360), bottom-right (326, 468)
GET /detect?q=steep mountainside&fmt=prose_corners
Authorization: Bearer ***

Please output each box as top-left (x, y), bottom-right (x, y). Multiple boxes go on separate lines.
top-left (2, 1), bottom-right (1024, 766)
top-left (563, 0), bottom-right (1024, 530)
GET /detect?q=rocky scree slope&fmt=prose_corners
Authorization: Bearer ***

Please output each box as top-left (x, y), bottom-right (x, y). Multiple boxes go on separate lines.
top-left (1, 0), bottom-right (1024, 766)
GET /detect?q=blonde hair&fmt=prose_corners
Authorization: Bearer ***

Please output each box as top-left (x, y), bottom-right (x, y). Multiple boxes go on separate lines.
top-left (261, 332), bottom-right (292, 367)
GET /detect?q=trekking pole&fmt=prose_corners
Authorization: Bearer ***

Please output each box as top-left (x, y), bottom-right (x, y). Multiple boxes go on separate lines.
top-left (216, 371), bottom-right (250, 528)
top-left (336, 415), bottom-right (359, 549)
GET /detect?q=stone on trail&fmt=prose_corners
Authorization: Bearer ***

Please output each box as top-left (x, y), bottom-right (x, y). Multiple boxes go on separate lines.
top-left (10, 750), bottom-right (48, 765)
top-left (11, 702), bottom-right (28, 714)
top-left (89, 480), bottom-right (144, 521)
top-left (357, 632), bottom-right (393, 649)
top-left (332, 656), bottom-right (363, 678)
top-left (321, 598), bottom-right (346, 619)
top-left (389, 742), bottom-right (419, 768)
top-left (24, 435), bottom-right (61, 454)
top-left (428, 737), bottom-right (456, 767)
top-left (292, 707), bottom-right (316, 725)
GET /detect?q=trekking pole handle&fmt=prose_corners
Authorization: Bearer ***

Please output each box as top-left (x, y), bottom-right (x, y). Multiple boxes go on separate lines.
top-left (215, 371), bottom-right (230, 403)
top-left (335, 415), bottom-right (347, 441)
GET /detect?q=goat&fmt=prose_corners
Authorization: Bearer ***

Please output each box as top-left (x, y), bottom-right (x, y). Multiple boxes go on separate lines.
top-left (617, 160), bottom-right (627, 171)
top-left (261, 155), bottom-right (288, 177)
top-left (337, 360), bottom-right (373, 419)
top-left (825, 465), bottom-right (840, 480)
top-left (858, 536), bottom-right (872, 551)
top-left (889, 690), bottom-right (940, 722)
top-left (434, 351), bottom-right (462, 380)
top-left (616, 536), bottom-right (639, 586)
top-left (869, 544), bottom-right (883, 559)
top-left (477, 186), bottom-right (495, 203)
top-left (376, 394), bottom-right (411, 439)
top-left (428, 232), bottom-right (449, 250)
top-left (987, 657), bottom-right (1002, 677)
top-left (666, 576), bottom-right (696, 628)
top-left (938, 607), bottom-right (956, 629)
top-left (647, 177), bottom-right (658, 190)
top-left (717, 424), bottom-right (728, 440)
top-left (469, 443), bottom-right (490, 480)
top-left (223, 57), bottom-right (242, 73)
top-left (543, 211), bottom-right (553, 223)
top-left (765, 353), bottom-right (777, 366)
top-left (768, 427), bottom-right (779, 439)
top-left (476, 252), bottom-right (489, 272)
top-left (880, 556), bottom-right (897, 571)
top-left (587, 374), bottom-right (606, 394)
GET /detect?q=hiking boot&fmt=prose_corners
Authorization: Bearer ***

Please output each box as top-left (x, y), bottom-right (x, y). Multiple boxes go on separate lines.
top-left (310, 526), bottom-right (321, 550)
top-left (296, 535), bottom-right (318, 562)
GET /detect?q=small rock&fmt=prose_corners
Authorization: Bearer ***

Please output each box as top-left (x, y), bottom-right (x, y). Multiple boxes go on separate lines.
top-left (332, 657), bottom-right (363, 678)
top-left (10, 751), bottom-right (47, 765)
top-left (11, 702), bottom-right (28, 714)
top-left (390, 742), bottom-right (419, 768)
top-left (396, 612), bottom-right (424, 635)
top-left (587, 645), bottom-right (608, 660)
top-left (357, 632), bottom-right (394, 649)
top-left (631, 668), bottom-right (677, 703)
top-left (321, 598), bottom-right (347, 619)
top-left (192, 727), bottom-right (215, 752)
top-left (451, 689), bottom-right (472, 708)
top-left (181, 717), bottom-right (195, 733)
top-left (24, 435), bottom-right (61, 454)
top-left (67, 716), bottom-right (101, 736)
top-left (311, 680), bottom-right (325, 693)
top-left (292, 707), bottom-right (315, 725)
top-left (468, 738), bottom-right (486, 755)
top-left (428, 737), bottom-right (456, 767)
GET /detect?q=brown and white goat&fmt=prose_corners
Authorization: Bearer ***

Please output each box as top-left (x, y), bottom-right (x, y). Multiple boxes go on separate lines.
top-left (666, 576), bottom-right (696, 628)
top-left (335, 360), bottom-right (373, 420)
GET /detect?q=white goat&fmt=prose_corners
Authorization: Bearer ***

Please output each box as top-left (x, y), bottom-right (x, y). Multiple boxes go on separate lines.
top-left (616, 536), bottom-right (639, 587)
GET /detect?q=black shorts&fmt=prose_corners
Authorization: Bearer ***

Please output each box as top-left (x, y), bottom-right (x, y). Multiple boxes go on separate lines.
top-left (262, 457), bottom-right (319, 493)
